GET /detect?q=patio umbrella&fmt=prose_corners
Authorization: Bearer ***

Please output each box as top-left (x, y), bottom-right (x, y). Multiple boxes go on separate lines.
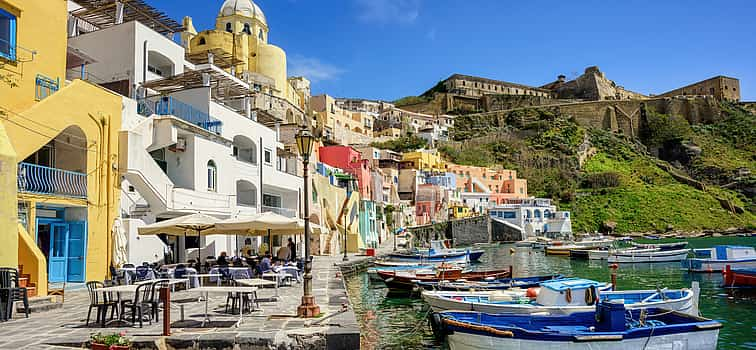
top-left (112, 218), bottom-right (128, 267)
top-left (214, 211), bottom-right (300, 235)
top-left (138, 213), bottom-right (221, 263)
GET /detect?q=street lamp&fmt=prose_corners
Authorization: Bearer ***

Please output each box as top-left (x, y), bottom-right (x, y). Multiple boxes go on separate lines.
top-left (295, 127), bottom-right (320, 318)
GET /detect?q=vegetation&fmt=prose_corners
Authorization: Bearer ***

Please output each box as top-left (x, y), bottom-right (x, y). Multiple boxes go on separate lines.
top-left (393, 96), bottom-right (431, 107)
top-left (371, 134), bottom-right (428, 153)
top-left (439, 105), bottom-right (756, 233)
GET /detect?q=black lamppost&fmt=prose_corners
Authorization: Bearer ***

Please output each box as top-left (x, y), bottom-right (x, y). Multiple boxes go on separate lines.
top-left (295, 127), bottom-right (320, 318)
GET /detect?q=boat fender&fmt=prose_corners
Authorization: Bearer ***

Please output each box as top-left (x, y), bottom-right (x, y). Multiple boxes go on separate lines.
top-left (526, 287), bottom-right (538, 298)
top-left (585, 285), bottom-right (596, 305)
top-left (565, 288), bottom-right (573, 303)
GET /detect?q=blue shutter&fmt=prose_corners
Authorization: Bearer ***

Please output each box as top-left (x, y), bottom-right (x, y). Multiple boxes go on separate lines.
top-left (0, 9), bottom-right (16, 61)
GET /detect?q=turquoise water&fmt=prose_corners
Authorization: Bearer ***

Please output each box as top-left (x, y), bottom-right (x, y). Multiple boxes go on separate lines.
top-left (345, 237), bottom-right (756, 349)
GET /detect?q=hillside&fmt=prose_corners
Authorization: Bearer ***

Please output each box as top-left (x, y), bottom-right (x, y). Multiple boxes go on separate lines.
top-left (440, 102), bottom-right (755, 234)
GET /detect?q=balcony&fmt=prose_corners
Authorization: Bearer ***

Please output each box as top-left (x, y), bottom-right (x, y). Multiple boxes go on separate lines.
top-left (138, 96), bottom-right (223, 134)
top-left (17, 163), bottom-right (87, 199)
top-left (262, 205), bottom-right (297, 218)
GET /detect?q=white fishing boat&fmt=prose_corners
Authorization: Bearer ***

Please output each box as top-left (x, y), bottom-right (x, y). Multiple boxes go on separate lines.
top-left (683, 245), bottom-right (756, 272)
top-left (433, 302), bottom-right (721, 350)
top-left (422, 278), bottom-right (699, 316)
top-left (588, 247), bottom-right (658, 260)
top-left (608, 248), bottom-right (690, 263)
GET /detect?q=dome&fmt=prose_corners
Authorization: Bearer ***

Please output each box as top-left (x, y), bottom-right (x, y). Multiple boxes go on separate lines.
top-left (219, 0), bottom-right (266, 25)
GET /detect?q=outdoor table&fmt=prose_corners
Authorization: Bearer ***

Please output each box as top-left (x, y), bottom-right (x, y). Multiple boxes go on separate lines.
top-left (160, 267), bottom-right (200, 287)
top-left (278, 266), bottom-right (302, 283)
top-left (187, 273), bottom-right (222, 287)
top-left (261, 272), bottom-right (289, 298)
top-left (119, 268), bottom-right (156, 284)
top-left (208, 267), bottom-right (251, 282)
top-left (190, 286), bottom-right (258, 327)
top-left (135, 279), bottom-right (189, 292)
top-left (234, 278), bottom-right (279, 299)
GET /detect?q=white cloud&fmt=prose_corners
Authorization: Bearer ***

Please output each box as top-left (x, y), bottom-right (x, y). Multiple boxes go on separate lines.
top-left (355, 0), bottom-right (421, 24)
top-left (288, 55), bottom-right (345, 83)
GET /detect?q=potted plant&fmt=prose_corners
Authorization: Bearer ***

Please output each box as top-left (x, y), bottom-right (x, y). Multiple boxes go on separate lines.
top-left (90, 332), bottom-right (131, 350)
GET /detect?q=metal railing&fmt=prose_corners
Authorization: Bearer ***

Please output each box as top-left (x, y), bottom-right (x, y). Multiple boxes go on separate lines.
top-left (17, 163), bottom-right (87, 199)
top-left (35, 74), bottom-right (59, 101)
top-left (262, 205), bottom-right (297, 218)
top-left (138, 96), bottom-right (223, 134)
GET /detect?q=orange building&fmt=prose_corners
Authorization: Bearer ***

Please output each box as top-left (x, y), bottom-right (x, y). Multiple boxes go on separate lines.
top-left (447, 164), bottom-right (528, 205)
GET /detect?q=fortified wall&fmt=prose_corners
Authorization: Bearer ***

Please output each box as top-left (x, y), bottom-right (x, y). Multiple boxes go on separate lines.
top-left (453, 96), bottom-right (722, 138)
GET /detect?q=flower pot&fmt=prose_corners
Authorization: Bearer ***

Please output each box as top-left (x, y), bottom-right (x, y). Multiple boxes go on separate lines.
top-left (91, 344), bottom-right (109, 350)
top-left (109, 346), bottom-right (130, 350)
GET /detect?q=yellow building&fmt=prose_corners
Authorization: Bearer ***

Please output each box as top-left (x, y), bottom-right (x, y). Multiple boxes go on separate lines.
top-left (0, 0), bottom-right (122, 295)
top-left (182, 0), bottom-right (307, 115)
top-left (312, 94), bottom-right (375, 145)
top-left (401, 150), bottom-right (447, 172)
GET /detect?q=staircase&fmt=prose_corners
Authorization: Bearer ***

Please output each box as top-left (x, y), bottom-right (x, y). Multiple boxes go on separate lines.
top-left (18, 265), bottom-right (36, 297)
top-left (15, 295), bottom-right (63, 315)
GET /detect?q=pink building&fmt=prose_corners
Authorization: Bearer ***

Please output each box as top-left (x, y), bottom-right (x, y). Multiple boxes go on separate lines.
top-left (318, 146), bottom-right (372, 198)
top-left (415, 184), bottom-right (445, 226)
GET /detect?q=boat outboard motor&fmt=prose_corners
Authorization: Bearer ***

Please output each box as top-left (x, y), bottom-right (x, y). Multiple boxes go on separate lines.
top-left (595, 300), bottom-right (627, 332)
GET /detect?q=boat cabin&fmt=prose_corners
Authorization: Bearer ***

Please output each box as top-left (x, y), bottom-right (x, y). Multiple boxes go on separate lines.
top-left (536, 278), bottom-right (604, 306)
top-left (693, 246), bottom-right (756, 260)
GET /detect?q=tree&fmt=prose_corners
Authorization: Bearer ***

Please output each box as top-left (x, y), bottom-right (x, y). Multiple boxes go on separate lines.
top-left (371, 134), bottom-right (428, 153)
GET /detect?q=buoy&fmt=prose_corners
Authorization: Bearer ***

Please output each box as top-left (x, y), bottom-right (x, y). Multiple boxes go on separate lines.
top-left (610, 263), bottom-right (619, 270)
top-left (526, 287), bottom-right (539, 298)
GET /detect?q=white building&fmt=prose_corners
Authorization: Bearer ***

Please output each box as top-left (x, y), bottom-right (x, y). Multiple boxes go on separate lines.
top-left (489, 198), bottom-right (572, 239)
top-left (67, 0), bottom-right (303, 263)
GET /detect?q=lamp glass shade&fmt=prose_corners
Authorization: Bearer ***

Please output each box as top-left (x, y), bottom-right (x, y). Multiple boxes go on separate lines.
top-left (295, 128), bottom-right (315, 158)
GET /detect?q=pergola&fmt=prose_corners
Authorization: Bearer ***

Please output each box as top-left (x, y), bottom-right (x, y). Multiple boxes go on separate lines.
top-left (70, 0), bottom-right (183, 36)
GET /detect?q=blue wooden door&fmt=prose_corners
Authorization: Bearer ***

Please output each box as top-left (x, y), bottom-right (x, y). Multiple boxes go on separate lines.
top-left (48, 223), bottom-right (69, 283)
top-left (66, 222), bottom-right (87, 282)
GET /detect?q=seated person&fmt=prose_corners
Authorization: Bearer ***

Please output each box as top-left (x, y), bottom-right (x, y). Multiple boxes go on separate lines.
top-left (256, 255), bottom-right (272, 275)
top-left (174, 264), bottom-right (187, 278)
top-left (216, 252), bottom-right (229, 267)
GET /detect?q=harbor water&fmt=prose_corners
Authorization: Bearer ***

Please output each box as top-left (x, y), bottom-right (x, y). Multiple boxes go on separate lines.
top-left (345, 236), bottom-right (756, 349)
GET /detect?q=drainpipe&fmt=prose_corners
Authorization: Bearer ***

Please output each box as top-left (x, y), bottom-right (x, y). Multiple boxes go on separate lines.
top-left (142, 41), bottom-right (149, 88)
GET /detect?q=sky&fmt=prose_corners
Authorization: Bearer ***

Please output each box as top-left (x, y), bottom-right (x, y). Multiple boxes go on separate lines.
top-left (151, 0), bottom-right (756, 101)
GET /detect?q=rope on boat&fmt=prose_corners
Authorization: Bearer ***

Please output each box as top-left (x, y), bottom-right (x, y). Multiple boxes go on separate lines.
top-left (441, 318), bottom-right (515, 337)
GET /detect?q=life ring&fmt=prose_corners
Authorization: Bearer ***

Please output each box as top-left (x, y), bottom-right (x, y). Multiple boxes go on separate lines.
top-left (565, 288), bottom-right (573, 303)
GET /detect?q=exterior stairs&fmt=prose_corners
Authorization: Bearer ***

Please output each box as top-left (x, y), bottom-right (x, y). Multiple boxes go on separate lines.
top-left (15, 296), bottom-right (63, 314)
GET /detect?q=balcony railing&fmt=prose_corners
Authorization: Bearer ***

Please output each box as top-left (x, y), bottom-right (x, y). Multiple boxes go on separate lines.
top-left (17, 163), bottom-right (87, 199)
top-left (262, 205), bottom-right (297, 218)
top-left (138, 96), bottom-right (223, 134)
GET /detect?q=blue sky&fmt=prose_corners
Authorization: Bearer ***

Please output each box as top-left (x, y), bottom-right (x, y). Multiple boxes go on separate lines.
top-left (152, 0), bottom-right (756, 101)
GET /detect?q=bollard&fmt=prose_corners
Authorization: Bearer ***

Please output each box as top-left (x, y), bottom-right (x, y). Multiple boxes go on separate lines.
top-left (509, 265), bottom-right (513, 278)
top-left (161, 286), bottom-right (171, 336)
top-left (611, 272), bottom-right (617, 291)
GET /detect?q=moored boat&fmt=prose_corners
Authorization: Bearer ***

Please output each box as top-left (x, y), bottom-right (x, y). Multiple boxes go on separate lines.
top-left (432, 302), bottom-right (721, 350)
top-left (377, 268), bottom-right (511, 291)
top-left (682, 245), bottom-right (756, 272)
top-left (388, 240), bottom-right (485, 263)
top-left (631, 241), bottom-right (688, 250)
top-left (422, 278), bottom-right (699, 316)
top-left (415, 274), bottom-right (563, 291)
top-left (608, 248), bottom-right (690, 263)
top-left (722, 265), bottom-right (756, 288)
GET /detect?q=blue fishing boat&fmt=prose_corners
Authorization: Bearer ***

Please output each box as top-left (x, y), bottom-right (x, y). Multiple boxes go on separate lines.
top-left (431, 301), bottom-right (721, 350)
top-left (415, 274), bottom-right (563, 291)
top-left (682, 245), bottom-right (756, 272)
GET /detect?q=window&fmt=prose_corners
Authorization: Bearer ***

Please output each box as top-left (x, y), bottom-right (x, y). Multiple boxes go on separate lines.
top-left (243, 23), bottom-right (251, 35)
top-left (264, 148), bottom-right (272, 165)
top-left (35, 75), bottom-right (59, 101)
top-left (0, 8), bottom-right (16, 61)
top-left (207, 160), bottom-right (218, 192)
top-left (501, 211), bottom-right (516, 219)
top-left (198, 37), bottom-right (206, 45)
top-left (226, 22), bottom-right (233, 33)
top-left (258, 29), bottom-right (264, 40)
top-left (263, 193), bottom-right (282, 208)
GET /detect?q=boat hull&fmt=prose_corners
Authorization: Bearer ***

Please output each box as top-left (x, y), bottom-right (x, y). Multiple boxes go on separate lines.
top-left (723, 266), bottom-right (756, 287)
top-left (588, 250), bottom-right (609, 260)
top-left (423, 288), bottom-right (696, 315)
top-left (447, 329), bottom-right (720, 350)
top-left (387, 252), bottom-right (469, 263)
top-left (683, 258), bottom-right (756, 272)
top-left (379, 269), bottom-right (511, 290)
top-left (608, 249), bottom-right (690, 263)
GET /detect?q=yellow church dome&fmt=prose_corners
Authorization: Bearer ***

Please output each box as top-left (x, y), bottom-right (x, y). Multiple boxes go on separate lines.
top-left (219, 0), bottom-right (266, 25)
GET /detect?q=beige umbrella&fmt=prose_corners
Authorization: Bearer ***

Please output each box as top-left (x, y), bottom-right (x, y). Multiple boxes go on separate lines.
top-left (138, 213), bottom-right (222, 263)
top-left (215, 211), bottom-right (300, 235)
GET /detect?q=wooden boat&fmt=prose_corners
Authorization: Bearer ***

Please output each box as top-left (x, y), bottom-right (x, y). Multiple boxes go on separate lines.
top-left (722, 265), bottom-right (756, 288)
top-left (683, 245), bottom-right (756, 272)
top-left (422, 278), bottom-right (698, 316)
top-left (631, 241), bottom-right (688, 250)
top-left (431, 304), bottom-right (721, 350)
top-left (608, 248), bottom-right (690, 263)
top-left (546, 244), bottom-right (601, 256)
top-left (367, 264), bottom-right (435, 282)
top-left (415, 274), bottom-right (563, 291)
top-left (377, 268), bottom-right (511, 291)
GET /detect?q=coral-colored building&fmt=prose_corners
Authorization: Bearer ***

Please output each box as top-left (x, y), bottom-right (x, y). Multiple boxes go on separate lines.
top-left (447, 164), bottom-right (528, 206)
top-left (318, 146), bottom-right (372, 198)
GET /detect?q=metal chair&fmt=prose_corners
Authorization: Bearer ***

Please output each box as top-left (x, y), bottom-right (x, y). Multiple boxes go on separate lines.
top-left (134, 266), bottom-right (152, 282)
top-left (109, 266), bottom-right (126, 285)
top-left (0, 268), bottom-right (29, 320)
top-left (149, 280), bottom-right (168, 322)
top-left (85, 281), bottom-right (118, 326)
top-left (225, 280), bottom-right (257, 314)
top-left (120, 283), bottom-right (153, 328)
